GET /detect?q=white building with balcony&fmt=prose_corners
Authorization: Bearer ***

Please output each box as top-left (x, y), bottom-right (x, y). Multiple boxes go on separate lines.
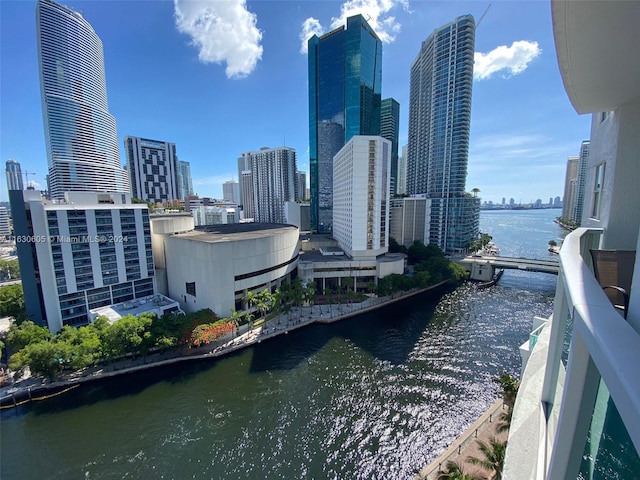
top-left (503, 2), bottom-right (640, 479)
top-left (9, 190), bottom-right (155, 333)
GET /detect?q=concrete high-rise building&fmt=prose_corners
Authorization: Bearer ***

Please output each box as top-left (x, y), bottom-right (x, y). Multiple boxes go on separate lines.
top-left (125, 136), bottom-right (179, 204)
top-left (37, 0), bottom-right (128, 199)
top-left (241, 147), bottom-right (297, 224)
top-left (222, 180), bottom-right (240, 204)
top-left (573, 140), bottom-right (590, 223)
top-left (295, 171), bottom-right (307, 201)
top-left (308, 15), bottom-right (382, 233)
top-left (406, 15), bottom-right (479, 252)
top-left (0, 207), bottom-right (11, 237)
top-left (380, 98), bottom-right (400, 195)
top-left (396, 145), bottom-right (408, 196)
top-left (10, 190), bottom-right (155, 332)
top-left (503, 4), bottom-right (640, 479)
top-left (177, 160), bottom-right (193, 200)
top-left (192, 205), bottom-right (239, 227)
top-left (562, 156), bottom-right (579, 221)
top-left (389, 196), bottom-right (429, 248)
top-left (5, 159), bottom-right (24, 191)
top-left (237, 154), bottom-right (252, 214)
top-left (333, 136), bottom-right (390, 259)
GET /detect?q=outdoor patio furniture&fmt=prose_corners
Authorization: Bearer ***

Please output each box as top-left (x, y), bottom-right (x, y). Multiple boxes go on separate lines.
top-left (590, 249), bottom-right (636, 319)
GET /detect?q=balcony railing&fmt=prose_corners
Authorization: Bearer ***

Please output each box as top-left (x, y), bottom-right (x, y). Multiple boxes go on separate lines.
top-left (504, 228), bottom-right (640, 479)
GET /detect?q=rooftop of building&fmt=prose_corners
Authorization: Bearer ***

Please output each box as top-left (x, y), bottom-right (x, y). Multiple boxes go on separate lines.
top-left (172, 223), bottom-right (298, 243)
top-left (89, 294), bottom-right (182, 324)
top-left (299, 248), bottom-right (403, 264)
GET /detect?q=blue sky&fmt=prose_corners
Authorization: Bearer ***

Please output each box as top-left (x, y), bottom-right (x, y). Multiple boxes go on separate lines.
top-left (1, 0), bottom-right (591, 204)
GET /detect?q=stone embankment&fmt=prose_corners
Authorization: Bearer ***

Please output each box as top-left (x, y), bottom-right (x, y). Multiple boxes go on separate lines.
top-left (1, 281), bottom-right (450, 409)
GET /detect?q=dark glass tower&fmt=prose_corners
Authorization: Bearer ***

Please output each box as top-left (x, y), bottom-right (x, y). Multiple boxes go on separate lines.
top-left (380, 98), bottom-right (400, 195)
top-left (308, 15), bottom-right (382, 233)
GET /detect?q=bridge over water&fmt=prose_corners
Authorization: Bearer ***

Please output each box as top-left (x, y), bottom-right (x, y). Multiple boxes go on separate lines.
top-left (458, 255), bottom-right (559, 281)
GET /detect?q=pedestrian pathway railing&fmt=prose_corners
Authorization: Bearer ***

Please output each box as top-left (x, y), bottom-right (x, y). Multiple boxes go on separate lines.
top-left (415, 399), bottom-right (506, 480)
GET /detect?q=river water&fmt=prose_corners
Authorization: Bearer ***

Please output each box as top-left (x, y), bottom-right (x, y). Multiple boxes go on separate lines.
top-left (0, 209), bottom-right (565, 480)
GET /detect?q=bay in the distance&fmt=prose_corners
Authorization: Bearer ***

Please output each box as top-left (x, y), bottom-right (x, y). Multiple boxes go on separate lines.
top-left (0, 209), bottom-right (564, 480)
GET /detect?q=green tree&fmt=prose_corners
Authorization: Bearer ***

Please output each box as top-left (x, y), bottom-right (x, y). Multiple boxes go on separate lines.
top-left (302, 281), bottom-right (316, 316)
top-left (496, 407), bottom-right (513, 434)
top-left (245, 291), bottom-right (259, 329)
top-left (437, 460), bottom-right (482, 480)
top-left (414, 270), bottom-right (432, 288)
top-left (0, 284), bottom-right (27, 323)
top-left (99, 313), bottom-right (154, 360)
top-left (389, 237), bottom-right (408, 254)
top-left (0, 258), bottom-right (20, 280)
top-left (21, 341), bottom-right (66, 381)
top-left (493, 372), bottom-right (520, 407)
top-left (466, 438), bottom-right (506, 480)
top-left (343, 276), bottom-right (354, 294)
top-left (229, 308), bottom-right (245, 335)
top-left (6, 320), bottom-right (51, 351)
top-left (256, 289), bottom-right (273, 318)
top-left (55, 324), bottom-right (103, 369)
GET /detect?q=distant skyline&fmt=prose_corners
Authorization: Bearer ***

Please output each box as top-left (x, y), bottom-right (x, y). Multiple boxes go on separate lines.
top-left (1, 0), bottom-right (591, 203)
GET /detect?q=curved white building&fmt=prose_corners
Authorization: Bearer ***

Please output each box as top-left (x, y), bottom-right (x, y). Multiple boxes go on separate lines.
top-left (37, 0), bottom-right (127, 199)
top-left (155, 222), bottom-right (299, 318)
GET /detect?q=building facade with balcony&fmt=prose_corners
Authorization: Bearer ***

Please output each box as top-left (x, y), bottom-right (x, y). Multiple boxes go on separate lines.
top-left (9, 190), bottom-right (155, 333)
top-left (37, 0), bottom-right (128, 199)
top-left (503, 2), bottom-right (640, 478)
top-left (406, 15), bottom-right (479, 252)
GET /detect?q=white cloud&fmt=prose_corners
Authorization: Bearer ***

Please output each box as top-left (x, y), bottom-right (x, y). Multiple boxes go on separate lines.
top-left (299, 0), bottom-right (409, 54)
top-left (299, 17), bottom-right (324, 54)
top-left (174, 0), bottom-right (263, 79)
top-left (474, 41), bottom-right (541, 81)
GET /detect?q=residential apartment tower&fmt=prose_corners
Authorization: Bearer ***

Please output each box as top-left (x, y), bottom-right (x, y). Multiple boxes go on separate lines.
top-left (36, 0), bottom-right (128, 199)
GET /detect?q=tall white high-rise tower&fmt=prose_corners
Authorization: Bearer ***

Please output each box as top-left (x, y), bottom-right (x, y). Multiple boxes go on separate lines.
top-left (36, 0), bottom-right (128, 199)
top-left (407, 15), bottom-right (479, 252)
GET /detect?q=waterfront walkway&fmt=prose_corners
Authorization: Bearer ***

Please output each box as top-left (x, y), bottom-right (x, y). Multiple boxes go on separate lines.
top-left (1, 282), bottom-right (449, 407)
top-left (415, 399), bottom-right (508, 480)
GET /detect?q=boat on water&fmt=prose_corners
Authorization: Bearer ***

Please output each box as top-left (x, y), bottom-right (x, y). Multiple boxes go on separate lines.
top-left (481, 242), bottom-right (500, 256)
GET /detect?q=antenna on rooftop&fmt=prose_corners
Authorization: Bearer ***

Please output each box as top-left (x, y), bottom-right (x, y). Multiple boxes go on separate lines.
top-left (477, 4), bottom-right (491, 28)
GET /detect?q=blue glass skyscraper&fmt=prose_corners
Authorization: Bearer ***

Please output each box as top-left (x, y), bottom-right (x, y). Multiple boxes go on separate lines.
top-left (308, 15), bottom-right (382, 233)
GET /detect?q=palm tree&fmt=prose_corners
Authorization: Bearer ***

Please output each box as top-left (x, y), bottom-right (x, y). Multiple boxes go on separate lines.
top-left (496, 407), bottom-right (513, 434)
top-left (256, 289), bottom-right (272, 319)
top-left (466, 438), bottom-right (506, 480)
top-left (302, 281), bottom-right (316, 317)
top-left (245, 291), bottom-right (258, 329)
top-left (327, 287), bottom-right (334, 317)
top-left (229, 309), bottom-right (244, 337)
top-left (437, 460), bottom-right (483, 480)
top-left (493, 372), bottom-right (520, 407)
top-left (471, 187), bottom-right (480, 197)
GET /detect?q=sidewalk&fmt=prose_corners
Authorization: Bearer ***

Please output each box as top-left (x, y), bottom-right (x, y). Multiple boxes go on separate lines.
top-left (415, 399), bottom-right (508, 480)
